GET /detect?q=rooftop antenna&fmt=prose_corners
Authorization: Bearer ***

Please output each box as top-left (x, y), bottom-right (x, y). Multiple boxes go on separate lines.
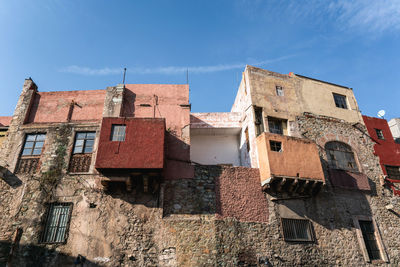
top-left (377, 110), bottom-right (386, 119)
top-left (122, 67), bottom-right (127, 87)
top-left (186, 68), bottom-right (189, 85)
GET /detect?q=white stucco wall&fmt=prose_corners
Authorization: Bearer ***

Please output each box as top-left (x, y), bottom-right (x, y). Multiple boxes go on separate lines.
top-left (389, 118), bottom-right (400, 141)
top-left (190, 134), bottom-right (241, 166)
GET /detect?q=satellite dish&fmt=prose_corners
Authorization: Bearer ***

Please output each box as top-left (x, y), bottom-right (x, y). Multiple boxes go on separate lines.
top-left (377, 110), bottom-right (386, 118)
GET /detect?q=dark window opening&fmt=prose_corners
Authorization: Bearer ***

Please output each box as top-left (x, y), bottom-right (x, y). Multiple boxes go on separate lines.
top-left (268, 117), bottom-right (285, 135)
top-left (111, 125), bottom-right (126, 141)
top-left (270, 140), bottom-right (282, 152)
top-left (359, 220), bottom-right (381, 261)
top-left (254, 106), bottom-right (264, 136)
top-left (375, 129), bottom-right (384, 140)
top-left (244, 128), bottom-right (250, 152)
top-left (276, 86), bottom-right (284, 96)
top-left (333, 93), bottom-right (348, 109)
top-left (385, 165), bottom-right (400, 179)
top-left (40, 203), bottom-right (72, 244)
top-left (282, 218), bottom-right (314, 242)
top-left (325, 141), bottom-right (358, 172)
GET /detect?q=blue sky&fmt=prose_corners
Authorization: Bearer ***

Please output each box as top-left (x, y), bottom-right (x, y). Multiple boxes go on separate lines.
top-left (1, 0), bottom-right (399, 119)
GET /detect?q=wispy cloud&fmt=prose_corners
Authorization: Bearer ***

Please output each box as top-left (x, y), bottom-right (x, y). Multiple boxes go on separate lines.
top-left (59, 55), bottom-right (295, 76)
top-left (330, 0), bottom-right (400, 33)
top-left (236, 0), bottom-right (400, 34)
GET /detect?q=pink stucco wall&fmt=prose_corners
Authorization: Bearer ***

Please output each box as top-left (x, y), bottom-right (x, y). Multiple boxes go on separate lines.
top-left (0, 116), bottom-right (12, 126)
top-left (215, 167), bottom-right (268, 223)
top-left (122, 84), bottom-right (193, 179)
top-left (26, 90), bottom-right (106, 123)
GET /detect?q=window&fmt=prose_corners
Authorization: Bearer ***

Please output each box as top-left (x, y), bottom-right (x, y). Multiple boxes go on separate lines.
top-left (254, 107), bottom-right (264, 136)
top-left (281, 218), bottom-right (314, 242)
top-left (22, 133), bottom-right (46, 156)
top-left (111, 125), bottom-right (126, 141)
top-left (268, 117), bottom-right (284, 135)
top-left (69, 132), bottom-right (95, 173)
top-left (16, 133), bottom-right (46, 174)
top-left (325, 141), bottom-right (358, 172)
top-left (359, 221), bottom-right (381, 260)
top-left (270, 140), bottom-right (282, 152)
top-left (244, 128), bottom-right (250, 152)
top-left (333, 93), bottom-right (348, 109)
top-left (353, 216), bottom-right (388, 263)
top-left (276, 86), bottom-right (284, 96)
top-left (73, 132), bottom-right (95, 154)
top-left (40, 203), bottom-right (72, 244)
top-left (385, 165), bottom-right (400, 179)
top-left (375, 129), bottom-right (384, 140)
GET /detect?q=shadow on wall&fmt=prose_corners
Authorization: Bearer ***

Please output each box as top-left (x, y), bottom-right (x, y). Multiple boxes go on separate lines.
top-left (277, 157), bottom-right (375, 231)
top-left (0, 168), bottom-right (22, 188)
top-left (121, 89), bottom-right (136, 117)
top-left (0, 240), bottom-right (104, 267)
top-left (162, 165), bottom-right (219, 216)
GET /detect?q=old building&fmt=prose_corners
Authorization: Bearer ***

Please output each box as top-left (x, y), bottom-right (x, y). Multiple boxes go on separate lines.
top-left (363, 115), bottom-right (400, 196)
top-left (0, 116), bottom-right (11, 147)
top-left (389, 118), bottom-right (400, 144)
top-left (1, 67), bottom-right (400, 266)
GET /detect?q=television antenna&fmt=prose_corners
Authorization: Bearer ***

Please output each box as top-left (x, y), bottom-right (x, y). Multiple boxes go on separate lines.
top-left (377, 110), bottom-right (386, 119)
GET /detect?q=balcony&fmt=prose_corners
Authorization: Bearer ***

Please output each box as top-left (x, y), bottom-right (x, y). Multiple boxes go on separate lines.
top-left (256, 132), bottom-right (325, 196)
top-left (95, 117), bottom-right (165, 171)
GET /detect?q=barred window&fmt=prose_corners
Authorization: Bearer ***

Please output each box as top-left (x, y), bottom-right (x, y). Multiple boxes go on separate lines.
top-left (281, 218), bottom-right (314, 242)
top-left (69, 132), bottom-right (95, 173)
top-left (325, 141), bottom-right (358, 172)
top-left (16, 133), bottom-right (46, 174)
top-left (333, 93), bottom-right (348, 109)
top-left (111, 125), bottom-right (126, 141)
top-left (359, 220), bottom-right (381, 261)
top-left (40, 203), bottom-right (72, 244)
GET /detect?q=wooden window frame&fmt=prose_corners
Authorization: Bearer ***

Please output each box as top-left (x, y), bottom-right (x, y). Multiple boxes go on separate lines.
top-left (333, 93), bottom-right (348, 109)
top-left (352, 216), bottom-right (388, 263)
top-left (385, 165), bottom-right (400, 179)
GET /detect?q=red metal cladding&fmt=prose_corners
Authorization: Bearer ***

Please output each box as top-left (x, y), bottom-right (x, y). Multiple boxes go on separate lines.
top-left (362, 116), bottom-right (400, 173)
top-left (95, 117), bottom-right (165, 169)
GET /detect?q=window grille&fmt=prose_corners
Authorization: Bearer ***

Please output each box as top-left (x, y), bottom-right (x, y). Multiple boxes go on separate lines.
top-left (111, 125), bottom-right (126, 141)
top-left (40, 203), bottom-right (72, 244)
top-left (385, 165), bottom-right (400, 179)
top-left (333, 93), bottom-right (348, 109)
top-left (281, 218), bottom-right (314, 242)
top-left (268, 118), bottom-right (284, 135)
top-left (359, 220), bottom-right (381, 260)
top-left (276, 86), bottom-right (284, 96)
top-left (325, 141), bottom-right (358, 172)
top-left (73, 132), bottom-right (95, 154)
top-left (375, 129), bottom-right (384, 140)
top-left (270, 140), bottom-right (282, 152)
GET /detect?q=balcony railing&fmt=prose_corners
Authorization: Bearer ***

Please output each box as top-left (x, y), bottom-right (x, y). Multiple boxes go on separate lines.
top-left (16, 157), bottom-right (40, 174)
top-left (69, 154), bottom-right (92, 173)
